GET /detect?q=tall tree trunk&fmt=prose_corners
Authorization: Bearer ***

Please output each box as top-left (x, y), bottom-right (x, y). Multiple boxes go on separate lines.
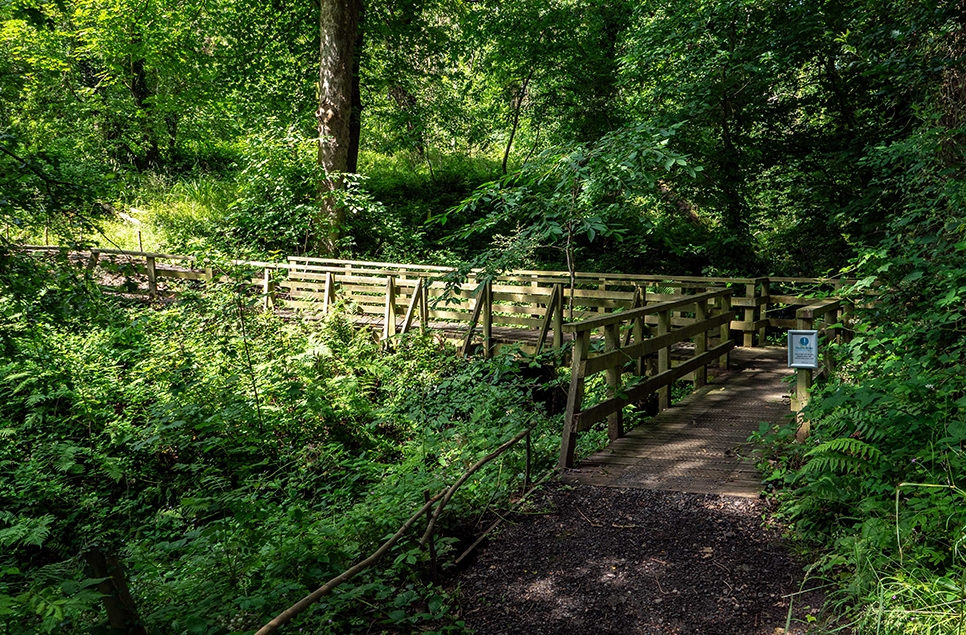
top-left (501, 70), bottom-right (533, 176)
top-left (347, 16), bottom-right (364, 174)
top-left (317, 0), bottom-right (362, 255)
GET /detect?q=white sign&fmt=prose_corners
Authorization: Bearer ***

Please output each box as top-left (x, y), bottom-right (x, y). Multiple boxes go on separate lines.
top-left (787, 330), bottom-right (819, 369)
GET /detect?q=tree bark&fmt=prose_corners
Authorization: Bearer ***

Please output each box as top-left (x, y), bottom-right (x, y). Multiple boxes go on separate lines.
top-left (129, 45), bottom-right (160, 171)
top-left (347, 10), bottom-right (364, 174)
top-left (317, 0), bottom-right (362, 255)
top-left (85, 549), bottom-right (146, 635)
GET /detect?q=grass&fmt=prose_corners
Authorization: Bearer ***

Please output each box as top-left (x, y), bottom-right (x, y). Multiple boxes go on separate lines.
top-left (94, 174), bottom-right (237, 254)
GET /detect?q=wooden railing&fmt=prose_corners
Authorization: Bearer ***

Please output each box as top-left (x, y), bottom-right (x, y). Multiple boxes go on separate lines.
top-left (557, 288), bottom-right (735, 468)
top-left (24, 245), bottom-right (850, 369)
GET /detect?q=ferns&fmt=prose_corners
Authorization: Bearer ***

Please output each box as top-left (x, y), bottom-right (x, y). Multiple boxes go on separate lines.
top-left (0, 512), bottom-right (54, 548)
top-left (801, 437), bottom-right (883, 475)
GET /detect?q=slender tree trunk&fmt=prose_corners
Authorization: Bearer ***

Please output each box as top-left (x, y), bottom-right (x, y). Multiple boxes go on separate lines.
top-left (129, 43), bottom-right (160, 171)
top-left (502, 70), bottom-right (534, 175)
top-left (316, 0), bottom-right (362, 255)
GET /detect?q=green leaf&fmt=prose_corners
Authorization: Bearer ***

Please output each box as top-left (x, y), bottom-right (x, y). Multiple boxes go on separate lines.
top-left (901, 270), bottom-right (924, 283)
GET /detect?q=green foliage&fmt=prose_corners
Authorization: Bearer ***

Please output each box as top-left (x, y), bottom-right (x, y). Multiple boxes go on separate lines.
top-left (618, 0), bottom-right (964, 274)
top-left (759, 105), bottom-right (966, 630)
top-left (0, 254), bottom-right (564, 633)
top-left (799, 438), bottom-right (883, 476)
top-left (439, 123), bottom-right (699, 280)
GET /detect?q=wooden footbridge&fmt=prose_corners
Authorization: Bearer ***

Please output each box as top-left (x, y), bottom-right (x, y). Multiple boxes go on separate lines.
top-left (28, 246), bottom-right (851, 496)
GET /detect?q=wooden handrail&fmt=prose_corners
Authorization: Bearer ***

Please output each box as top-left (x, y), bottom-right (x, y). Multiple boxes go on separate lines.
top-left (23, 246), bottom-right (849, 358)
top-left (562, 288), bottom-right (732, 333)
top-left (558, 290), bottom-right (735, 468)
top-left (797, 298), bottom-right (841, 319)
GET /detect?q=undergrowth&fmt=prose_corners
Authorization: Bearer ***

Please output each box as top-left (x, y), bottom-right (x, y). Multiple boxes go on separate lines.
top-left (0, 249), bottom-right (566, 634)
top-left (754, 125), bottom-right (966, 634)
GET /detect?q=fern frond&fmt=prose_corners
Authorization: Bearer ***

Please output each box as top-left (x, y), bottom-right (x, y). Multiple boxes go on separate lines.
top-left (0, 514), bottom-right (54, 547)
top-left (801, 437), bottom-right (882, 475)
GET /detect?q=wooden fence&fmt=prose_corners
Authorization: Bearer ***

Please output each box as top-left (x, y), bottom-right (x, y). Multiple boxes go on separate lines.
top-left (23, 247), bottom-right (853, 409)
top-left (558, 288), bottom-right (735, 468)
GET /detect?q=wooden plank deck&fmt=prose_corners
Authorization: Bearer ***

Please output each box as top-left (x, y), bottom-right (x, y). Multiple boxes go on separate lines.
top-left (561, 347), bottom-right (791, 498)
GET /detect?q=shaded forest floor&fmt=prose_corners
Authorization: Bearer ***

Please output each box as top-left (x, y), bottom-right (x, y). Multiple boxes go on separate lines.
top-left (451, 484), bottom-right (826, 635)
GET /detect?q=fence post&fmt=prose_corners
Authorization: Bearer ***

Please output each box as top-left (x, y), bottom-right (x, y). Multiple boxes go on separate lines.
top-left (262, 267), bottom-right (275, 312)
top-left (482, 280), bottom-right (493, 358)
top-left (383, 276), bottom-right (397, 340)
top-left (146, 256), bottom-right (157, 299)
top-left (633, 306), bottom-right (645, 378)
top-left (758, 278), bottom-right (770, 345)
top-left (658, 308), bottom-right (671, 411)
top-left (795, 313), bottom-right (814, 441)
top-left (604, 323), bottom-right (624, 441)
top-left (743, 281), bottom-right (756, 346)
top-left (719, 293), bottom-right (732, 369)
top-left (419, 278), bottom-right (428, 334)
top-left (552, 283), bottom-right (563, 351)
top-left (323, 272), bottom-right (334, 314)
top-left (694, 298), bottom-right (708, 389)
top-left (560, 330), bottom-right (590, 469)
top-left (86, 249), bottom-right (101, 272)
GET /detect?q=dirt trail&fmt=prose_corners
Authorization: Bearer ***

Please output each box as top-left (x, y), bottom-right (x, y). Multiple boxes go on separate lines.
top-left (454, 484), bottom-right (823, 635)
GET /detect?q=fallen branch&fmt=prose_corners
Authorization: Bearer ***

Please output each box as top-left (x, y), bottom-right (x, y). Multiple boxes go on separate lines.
top-left (254, 424), bottom-right (536, 635)
top-left (577, 508), bottom-right (601, 527)
top-left (253, 489), bottom-right (445, 635)
top-left (419, 424), bottom-right (535, 549)
top-left (454, 466), bottom-right (558, 566)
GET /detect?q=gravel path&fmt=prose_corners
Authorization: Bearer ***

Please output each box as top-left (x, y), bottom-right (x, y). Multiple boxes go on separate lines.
top-left (453, 484), bottom-right (823, 635)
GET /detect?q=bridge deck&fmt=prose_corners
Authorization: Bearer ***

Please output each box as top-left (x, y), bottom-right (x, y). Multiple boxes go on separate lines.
top-left (561, 347), bottom-right (790, 498)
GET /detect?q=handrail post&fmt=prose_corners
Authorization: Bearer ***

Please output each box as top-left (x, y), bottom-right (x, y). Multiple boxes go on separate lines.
top-left (694, 298), bottom-right (708, 389)
top-left (719, 293), bottom-right (732, 369)
top-left (86, 249), bottom-right (100, 272)
top-left (758, 278), bottom-right (770, 345)
top-left (794, 313), bottom-right (814, 441)
top-left (323, 272), bottom-right (334, 314)
top-left (461, 283), bottom-right (487, 357)
top-left (743, 281), bottom-right (756, 346)
top-left (482, 280), bottom-right (493, 358)
top-left (658, 308), bottom-right (671, 411)
top-left (560, 330), bottom-right (590, 468)
top-left (633, 313), bottom-right (645, 377)
top-left (419, 277), bottom-right (429, 334)
top-left (604, 323), bottom-right (624, 441)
